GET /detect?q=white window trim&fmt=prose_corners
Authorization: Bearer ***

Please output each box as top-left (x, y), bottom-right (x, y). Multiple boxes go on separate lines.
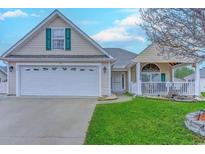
top-left (51, 27), bottom-right (65, 51)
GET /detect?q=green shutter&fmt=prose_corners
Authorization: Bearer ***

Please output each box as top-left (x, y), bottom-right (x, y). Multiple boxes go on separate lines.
top-left (46, 28), bottom-right (51, 50)
top-left (161, 73), bottom-right (166, 82)
top-left (65, 28), bottom-right (71, 50)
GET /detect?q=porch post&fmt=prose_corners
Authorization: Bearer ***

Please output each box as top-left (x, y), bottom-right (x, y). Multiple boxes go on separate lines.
top-left (172, 68), bottom-right (175, 82)
top-left (136, 62), bottom-right (142, 95)
top-left (128, 67), bottom-right (131, 92)
top-left (195, 62), bottom-right (200, 96)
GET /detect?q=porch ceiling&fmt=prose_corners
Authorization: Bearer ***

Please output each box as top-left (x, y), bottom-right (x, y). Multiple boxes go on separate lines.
top-left (169, 62), bottom-right (181, 67)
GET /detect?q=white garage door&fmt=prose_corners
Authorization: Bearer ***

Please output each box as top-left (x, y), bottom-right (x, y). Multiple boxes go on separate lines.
top-left (19, 65), bottom-right (100, 96)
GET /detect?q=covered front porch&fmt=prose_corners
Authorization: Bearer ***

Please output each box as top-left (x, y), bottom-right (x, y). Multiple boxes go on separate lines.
top-left (128, 45), bottom-right (202, 97)
top-left (129, 62), bottom-right (200, 97)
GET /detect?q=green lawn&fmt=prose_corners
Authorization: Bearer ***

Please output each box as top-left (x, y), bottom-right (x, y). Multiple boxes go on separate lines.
top-left (85, 97), bottom-right (205, 145)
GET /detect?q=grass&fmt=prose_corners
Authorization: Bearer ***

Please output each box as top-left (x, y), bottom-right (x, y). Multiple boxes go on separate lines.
top-left (85, 97), bottom-right (205, 145)
top-left (123, 91), bottom-right (134, 97)
top-left (201, 92), bottom-right (205, 97)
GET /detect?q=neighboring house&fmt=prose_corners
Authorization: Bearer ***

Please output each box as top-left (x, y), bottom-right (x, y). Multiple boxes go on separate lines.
top-left (184, 68), bottom-right (205, 92)
top-left (173, 78), bottom-right (186, 82)
top-left (1, 10), bottom-right (202, 97)
top-left (0, 66), bottom-right (7, 82)
top-left (104, 48), bottom-right (137, 93)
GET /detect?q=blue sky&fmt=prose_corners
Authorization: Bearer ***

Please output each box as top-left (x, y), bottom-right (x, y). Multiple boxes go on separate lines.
top-left (0, 8), bottom-right (204, 68)
top-left (0, 8), bottom-right (149, 57)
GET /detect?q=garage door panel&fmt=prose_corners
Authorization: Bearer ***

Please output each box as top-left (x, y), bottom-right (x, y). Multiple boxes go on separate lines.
top-left (19, 65), bottom-right (99, 96)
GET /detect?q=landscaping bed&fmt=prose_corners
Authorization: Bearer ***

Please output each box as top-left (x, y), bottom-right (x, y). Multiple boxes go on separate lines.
top-left (85, 97), bottom-right (205, 144)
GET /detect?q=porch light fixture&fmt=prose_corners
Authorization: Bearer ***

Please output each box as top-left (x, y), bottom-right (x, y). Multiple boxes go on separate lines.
top-left (103, 66), bottom-right (107, 73)
top-left (9, 66), bottom-right (14, 72)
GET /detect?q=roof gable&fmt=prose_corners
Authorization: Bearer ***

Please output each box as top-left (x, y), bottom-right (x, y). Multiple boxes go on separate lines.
top-left (2, 10), bottom-right (113, 59)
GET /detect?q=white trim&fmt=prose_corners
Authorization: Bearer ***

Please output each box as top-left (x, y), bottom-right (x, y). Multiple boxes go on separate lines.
top-left (5, 57), bottom-right (113, 63)
top-left (16, 64), bottom-right (20, 96)
top-left (6, 63), bottom-right (9, 95)
top-left (16, 62), bottom-right (101, 66)
top-left (99, 64), bottom-right (102, 97)
top-left (136, 62), bottom-right (142, 95)
top-left (2, 10), bottom-right (113, 59)
top-left (128, 67), bottom-right (131, 92)
top-left (108, 62), bottom-right (111, 96)
top-left (16, 62), bottom-right (102, 97)
top-left (172, 68), bottom-right (175, 82)
top-left (51, 28), bottom-right (65, 50)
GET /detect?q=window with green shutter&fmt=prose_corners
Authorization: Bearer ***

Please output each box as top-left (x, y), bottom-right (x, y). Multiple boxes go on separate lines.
top-left (161, 73), bottom-right (166, 82)
top-left (46, 28), bottom-right (51, 50)
top-left (65, 28), bottom-right (71, 50)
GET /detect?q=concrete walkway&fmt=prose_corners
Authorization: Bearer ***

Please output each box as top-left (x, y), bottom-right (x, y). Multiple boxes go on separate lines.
top-left (97, 95), bottom-right (133, 104)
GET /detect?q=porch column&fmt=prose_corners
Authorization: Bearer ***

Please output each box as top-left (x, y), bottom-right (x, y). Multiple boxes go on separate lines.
top-left (195, 62), bottom-right (200, 96)
top-left (128, 67), bottom-right (131, 92)
top-left (136, 62), bottom-right (142, 95)
top-left (172, 68), bottom-right (175, 82)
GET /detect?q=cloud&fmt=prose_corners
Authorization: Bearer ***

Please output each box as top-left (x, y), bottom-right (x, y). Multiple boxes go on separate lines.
top-left (30, 13), bottom-right (40, 17)
top-left (114, 14), bottom-right (142, 27)
top-left (92, 26), bottom-right (144, 42)
top-left (92, 13), bottom-right (144, 43)
top-left (0, 9), bottom-right (28, 20)
top-left (79, 20), bottom-right (100, 25)
top-left (0, 9), bottom-right (40, 21)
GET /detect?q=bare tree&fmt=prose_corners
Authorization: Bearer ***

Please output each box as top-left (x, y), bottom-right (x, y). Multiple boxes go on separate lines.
top-left (140, 8), bottom-right (205, 58)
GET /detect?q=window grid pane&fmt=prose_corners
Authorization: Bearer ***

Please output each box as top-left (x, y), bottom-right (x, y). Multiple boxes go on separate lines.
top-left (52, 29), bottom-right (65, 49)
top-left (52, 29), bottom-right (64, 38)
top-left (52, 39), bottom-right (64, 49)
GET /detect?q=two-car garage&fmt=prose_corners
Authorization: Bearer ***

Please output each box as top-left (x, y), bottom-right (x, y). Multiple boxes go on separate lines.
top-left (17, 65), bottom-right (100, 96)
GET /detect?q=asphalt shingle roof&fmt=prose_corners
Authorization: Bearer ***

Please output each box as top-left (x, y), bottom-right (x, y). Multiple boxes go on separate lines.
top-left (104, 48), bottom-right (137, 69)
top-left (0, 66), bottom-right (7, 74)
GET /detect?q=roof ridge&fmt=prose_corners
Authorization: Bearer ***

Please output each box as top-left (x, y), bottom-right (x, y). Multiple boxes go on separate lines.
top-left (104, 48), bottom-right (137, 55)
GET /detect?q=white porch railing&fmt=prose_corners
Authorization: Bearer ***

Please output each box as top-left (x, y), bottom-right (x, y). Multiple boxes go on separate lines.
top-left (131, 82), bottom-right (195, 96)
top-left (0, 82), bottom-right (7, 94)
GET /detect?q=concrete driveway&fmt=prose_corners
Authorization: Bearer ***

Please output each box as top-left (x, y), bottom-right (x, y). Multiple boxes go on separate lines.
top-left (0, 97), bottom-right (97, 145)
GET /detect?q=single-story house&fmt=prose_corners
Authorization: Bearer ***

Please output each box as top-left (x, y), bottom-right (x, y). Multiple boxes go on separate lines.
top-left (1, 9), bottom-right (203, 97)
top-left (173, 77), bottom-right (186, 82)
top-left (0, 66), bottom-right (7, 82)
top-left (184, 68), bottom-right (205, 92)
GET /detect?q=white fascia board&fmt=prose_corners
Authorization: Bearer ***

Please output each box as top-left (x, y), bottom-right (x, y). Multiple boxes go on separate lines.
top-left (4, 57), bottom-right (114, 63)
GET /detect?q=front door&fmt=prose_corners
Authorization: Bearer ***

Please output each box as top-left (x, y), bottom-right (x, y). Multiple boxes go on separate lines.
top-left (111, 72), bottom-right (126, 92)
